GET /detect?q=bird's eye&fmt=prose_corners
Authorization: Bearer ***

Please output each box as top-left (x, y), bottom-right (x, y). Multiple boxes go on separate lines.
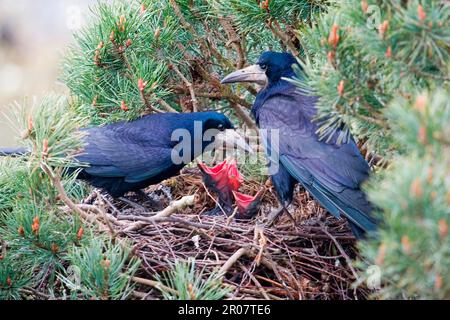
top-left (218, 123), bottom-right (225, 131)
top-left (260, 64), bottom-right (267, 70)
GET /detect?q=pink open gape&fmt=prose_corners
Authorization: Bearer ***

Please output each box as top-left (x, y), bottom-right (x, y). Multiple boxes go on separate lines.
top-left (198, 159), bottom-right (261, 219)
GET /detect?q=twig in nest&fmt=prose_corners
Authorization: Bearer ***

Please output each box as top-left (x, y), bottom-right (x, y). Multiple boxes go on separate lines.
top-left (321, 223), bottom-right (360, 282)
top-left (131, 276), bottom-right (178, 296)
top-left (239, 263), bottom-right (271, 300)
top-left (219, 247), bottom-right (250, 276)
top-left (123, 195), bottom-right (197, 232)
top-left (95, 191), bottom-right (118, 239)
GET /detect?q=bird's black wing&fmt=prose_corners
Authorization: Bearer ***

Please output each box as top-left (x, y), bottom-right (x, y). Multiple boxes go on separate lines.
top-left (76, 126), bottom-right (175, 184)
top-left (258, 92), bottom-right (377, 233)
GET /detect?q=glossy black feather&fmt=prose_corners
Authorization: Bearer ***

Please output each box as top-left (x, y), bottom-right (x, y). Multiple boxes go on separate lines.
top-left (252, 52), bottom-right (377, 237)
top-left (73, 112), bottom-right (233, 197)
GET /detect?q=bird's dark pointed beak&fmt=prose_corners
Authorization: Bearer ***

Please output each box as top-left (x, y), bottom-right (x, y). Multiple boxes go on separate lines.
top-left (215, 129), bottom-right (254, 154)
top-left (221, 65), bottom-right (267, 85)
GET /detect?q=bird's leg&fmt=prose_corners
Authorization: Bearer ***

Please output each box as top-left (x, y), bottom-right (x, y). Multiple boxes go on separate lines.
top-left (136, 190), bottom-right (164, 211)
top-left (203, 205), bottom-right (226, 217)
top-left (118, 197), bottom-right (147, 211)
top-left (266, 206), bottom-right (296, 227)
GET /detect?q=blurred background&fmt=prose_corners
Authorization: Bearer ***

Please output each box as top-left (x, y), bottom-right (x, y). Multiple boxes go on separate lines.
top-left (0, 0), bottom-right (100, 146)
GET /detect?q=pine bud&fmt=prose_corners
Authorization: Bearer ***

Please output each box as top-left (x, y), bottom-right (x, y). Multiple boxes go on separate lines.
top-left (27, 115), bottom-right (33, 132)
top-left (94, 50), bottom-right (101, 66)
top-left (375, 243), bottom-right (387, 265)
top-left (32, 216), bottom-right (40, 235)
top-left (51, 243), bottom-right (59, 254)
top-left (125, 38), bottom-right (132, 47)
top-left (327, 51), bottom-right (335, 64)
top-left (430, 191), bottom-right (437, 200)
top-left (410, 178), bottom-right (423, 198)
top-left (92, 95), bottom-right (98, 106)
top-left (438, 219), bottom-right (448, 239)
top-left (120, 100), bottom-right (128, 111)
top-left (417, 4), bottom-right (426, 22)
top-left (42, 139), bottom-right (49, 158)
top-left (414, 94), bottom-right (427, 113)
top-left (0, 255), bottom-right (4, 260)
top-left (328, 24), bottom-right (340, 48)
top-left (117, 15), bottom-right (126, 32)
top-left (77, 227), bottom-right (84, 241)
top-left (385, 46), bottom-right (392, 58)
top-left (140, 3), bottom-right (146, 13)
top-left (187, 283), bottom-right (196, 300)
top-left (138, 78), bottom-right (147, 92)
top-left (154, 27), bottom-right (161, 40)
top-left (447, 190), bottom-right (450, 205)
top-left (260, 0), bottom-right (270, 12)
top-left (379, 20), bottom-right (389, 39)
top-left (18, 226), bottom-right (25, 236)
top-left (418, 126), bottom-right (427, 144)
top-left (427, 167), bottom-right (433, 183)
top-left (22, 115), bottom-right (34, 139)
top-left (110, 31), bottom-right (115, 43)
top-left (101, 258), bottom-right (111, 269)
top-left (6, 277), bottom-right (12, 287)
top-left (97, 41), bottom-right (104, 50)
top-left (361, 0), bottom-right (368, 13)
top-left (337, 80), bottom-right (345, 96)
top-left (435, 274), bottom-right (442, 290)
top-left (401, 235), bottom-right (411, 254)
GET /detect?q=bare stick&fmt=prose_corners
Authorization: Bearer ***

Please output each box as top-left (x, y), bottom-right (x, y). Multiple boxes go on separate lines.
top-left (219, 247), bottom-right (250, 275)
top-left (321, 224), bottom-right (360, 282)
top-left (171, 64), bottom-right (199, 112)
top-left (131, 276), bottom-right (178, 296)
top-left (156, 98), bottom-right (178, 113)
top-left (124, 195), bottom-right (196, 232)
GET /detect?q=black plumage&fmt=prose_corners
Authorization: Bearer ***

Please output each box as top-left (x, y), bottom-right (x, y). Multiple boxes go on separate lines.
top-left (222, 51), bottom-right (378, 238)
top-left (1, 112), bottom-right (234, 198)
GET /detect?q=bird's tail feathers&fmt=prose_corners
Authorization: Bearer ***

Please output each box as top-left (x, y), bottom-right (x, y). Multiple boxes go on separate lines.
top-left (0, 147), bottom-right (30, 157)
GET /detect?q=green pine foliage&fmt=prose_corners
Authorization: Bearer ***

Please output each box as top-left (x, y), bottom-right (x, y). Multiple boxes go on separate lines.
top-left (1, 0), bottom-right (448, 300)
top-left (155, 258), bottom-right (231, 300)
top-left (294, 0), bottom-right (449, 156)
top-left (63, 0), bottom-right (328, 127)
top-left (0, 96), bottom-right (139, 299)
top-left (358, 90), bottom-right (449, 299)
top-left (291, 0), bottom-right (449, 298)
top-left (59, 239), bottom-right (140, 300)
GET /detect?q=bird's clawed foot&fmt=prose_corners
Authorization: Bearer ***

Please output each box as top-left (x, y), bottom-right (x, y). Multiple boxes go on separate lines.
top-left (202, 206), bottom-right (228, 217)
top-left (118, 196), bottom-right (147, 211)
top-left (118, 190), bottom-right (164, 211)
top-left (266, 206), bottom-right (296, 227)
top-left (136, 190), bottom-right (164, 211)
top-left (202, 201), bottom-right (234, 217)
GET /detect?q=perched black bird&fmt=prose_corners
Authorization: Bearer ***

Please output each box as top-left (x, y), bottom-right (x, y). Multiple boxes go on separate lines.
top-left (0, 112), bottom-right (250, 199)
top-left (221, 51), bottom-right (377, 238)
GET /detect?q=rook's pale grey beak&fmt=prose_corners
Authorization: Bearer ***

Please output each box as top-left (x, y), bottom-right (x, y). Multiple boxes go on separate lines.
top-left (221, 64), bottom-right (267, 85)
top-left (215, 129), bottom-right (254, 154)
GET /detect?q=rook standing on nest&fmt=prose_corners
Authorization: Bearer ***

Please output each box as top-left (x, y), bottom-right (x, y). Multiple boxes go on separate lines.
top-left (221, 51), bottom-right (378, 238)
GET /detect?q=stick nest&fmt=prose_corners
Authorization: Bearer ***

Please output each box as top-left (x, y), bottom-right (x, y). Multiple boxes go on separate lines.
top-left (85, 168), bottom-right (370, 300)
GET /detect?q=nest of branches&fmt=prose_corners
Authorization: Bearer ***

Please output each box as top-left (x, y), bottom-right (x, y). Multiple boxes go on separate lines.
top-left (79, 168), bottom-right (369, 300)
